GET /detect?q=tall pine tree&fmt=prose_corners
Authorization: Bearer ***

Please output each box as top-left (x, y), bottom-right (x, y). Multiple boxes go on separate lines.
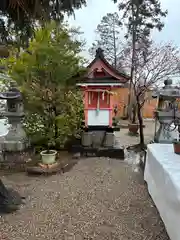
top-left (89, 12), bottom-right (122, 69)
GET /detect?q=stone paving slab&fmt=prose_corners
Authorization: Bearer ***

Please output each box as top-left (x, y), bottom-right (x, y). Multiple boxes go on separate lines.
top-left (0, 157), bottom-right (169, 240)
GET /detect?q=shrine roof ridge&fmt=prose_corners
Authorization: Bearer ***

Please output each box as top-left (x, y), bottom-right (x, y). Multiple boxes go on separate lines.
top-left (87, 48), bottom-right (130, 80)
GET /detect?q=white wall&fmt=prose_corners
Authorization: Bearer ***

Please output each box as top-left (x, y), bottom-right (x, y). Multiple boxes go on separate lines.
top-left (88, 109), bottom-right (109, 126)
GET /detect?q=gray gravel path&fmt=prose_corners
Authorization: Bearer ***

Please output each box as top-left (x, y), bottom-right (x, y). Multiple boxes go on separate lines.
top-left (0, 158), bottom-right (169, 240)
top-left (115, 120), bottom-right (155, 148)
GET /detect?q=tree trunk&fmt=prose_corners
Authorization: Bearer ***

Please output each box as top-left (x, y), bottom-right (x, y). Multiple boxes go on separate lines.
top-left (136, 96), bottom-right (145, 147)
top-left (132, 105), bottom-right (136, 123)
top-left (127, 2), bottom-right (140, 119)
top-left (112, 18), bottom-right (117, 69)
top-left (54, 88), bottom-right (58, 141)
top-left (53, 106), bottom-right (58, 140)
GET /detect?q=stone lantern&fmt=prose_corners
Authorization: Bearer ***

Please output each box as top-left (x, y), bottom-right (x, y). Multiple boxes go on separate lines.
top-left (0, 81), bottom-right (29, 151)
top-left (153, 79), bottom-right (180, 143)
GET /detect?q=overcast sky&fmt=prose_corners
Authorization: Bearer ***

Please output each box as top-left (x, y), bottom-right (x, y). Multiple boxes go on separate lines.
top-left (66, 0), bottom-right (180, 60)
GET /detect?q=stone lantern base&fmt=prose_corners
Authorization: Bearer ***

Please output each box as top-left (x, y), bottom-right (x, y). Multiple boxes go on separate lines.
top-left (2, 140), bottom-right (30, 152)
top-left (2, 119), bottom-right (30, 152)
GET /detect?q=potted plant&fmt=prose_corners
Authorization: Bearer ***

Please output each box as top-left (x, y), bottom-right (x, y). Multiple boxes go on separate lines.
top-left (128, 103), bottom-right (139, 135)
top-left (173, 139), bottom-right (180, 154)
top-left (38, 108), bottom-right (58, 165)
top-left (40, 149), bottom-right (57, 164)
top-left (40, 133), bottom-right (57, 164)
top-left (23, 112), bottom-right (58, 164)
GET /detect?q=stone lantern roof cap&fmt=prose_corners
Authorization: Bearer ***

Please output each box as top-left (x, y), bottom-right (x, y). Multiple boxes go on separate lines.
top-left (0, 80), bottom-right (22, 100)
top-left (159, 79), bottom-right (180, 98)
top-left (0, 91), bottom-right (21, 99)
top-left (152, 79), bottom-right (180, 98)
top-left (164, 79), bottom-right (172, 86)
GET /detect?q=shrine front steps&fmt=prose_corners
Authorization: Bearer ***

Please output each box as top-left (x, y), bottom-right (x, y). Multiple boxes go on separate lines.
top-left (70, 145), bottom-right (124, 160)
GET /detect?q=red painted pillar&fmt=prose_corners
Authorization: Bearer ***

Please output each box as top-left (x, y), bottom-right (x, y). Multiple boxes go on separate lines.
top-left (109, 90), bottom-right (113, 127)
top-left (84, 89), bottom-right (88, 127)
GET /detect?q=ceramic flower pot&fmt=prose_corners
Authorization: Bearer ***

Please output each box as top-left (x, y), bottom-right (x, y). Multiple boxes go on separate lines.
top-left (128, 123), bottom-right (139, 134)
top-left (40, 150), bottom-right (57, 164)
top-left (173, 141), bottom-right (180, 154)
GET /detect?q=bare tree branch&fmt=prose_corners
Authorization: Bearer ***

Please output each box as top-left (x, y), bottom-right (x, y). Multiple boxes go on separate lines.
top-left (120, 42), bottom-right (180, 104)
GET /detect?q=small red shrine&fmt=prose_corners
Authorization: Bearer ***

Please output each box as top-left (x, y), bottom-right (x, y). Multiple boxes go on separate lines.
top-left (77, 48), bottom-right (129, 129)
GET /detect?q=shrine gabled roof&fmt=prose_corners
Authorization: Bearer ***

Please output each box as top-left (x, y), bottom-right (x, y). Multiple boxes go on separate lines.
top-left (87, 48), bottom-right (130, 83)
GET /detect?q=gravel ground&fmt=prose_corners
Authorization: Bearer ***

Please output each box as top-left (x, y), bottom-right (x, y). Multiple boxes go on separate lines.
top-left (115, 120), bottom-right (156, 147)
top-left (0, 157), bottom-right (169, 240)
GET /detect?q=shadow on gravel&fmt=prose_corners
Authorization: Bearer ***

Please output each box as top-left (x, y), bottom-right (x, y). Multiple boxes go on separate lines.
top-left (0, 179), bottom-right (25, 214)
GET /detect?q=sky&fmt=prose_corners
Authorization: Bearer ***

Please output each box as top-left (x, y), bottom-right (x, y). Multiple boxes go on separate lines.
top-left (66, 0), bottom-right (180, 60)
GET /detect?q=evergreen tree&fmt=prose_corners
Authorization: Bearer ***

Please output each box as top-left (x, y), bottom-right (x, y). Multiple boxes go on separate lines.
top-left (113, 0), bottom-right (167, 80)
top-left (4, 22), bottom-right (85, 148)
top-left (0, 0), bottom-right (86, 48)
top-left (113, 0), bottom-right (167, 39)
top-left (89, 12), bottom-right (122, 68)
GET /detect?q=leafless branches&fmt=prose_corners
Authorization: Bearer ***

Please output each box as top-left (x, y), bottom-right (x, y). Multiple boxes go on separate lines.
top-left (120, 42), bottom-right (180, 103)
